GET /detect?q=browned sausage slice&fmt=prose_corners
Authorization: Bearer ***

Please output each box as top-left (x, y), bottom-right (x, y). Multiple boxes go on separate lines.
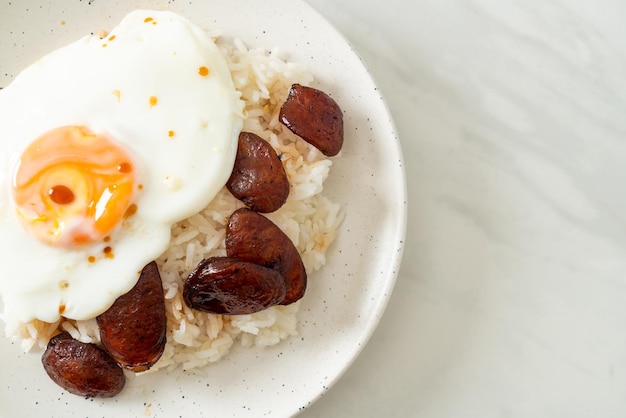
top-left (183, 257), bottom-right (286, 315)
top-left (96, 261), bottom-right (166, 372)
top-left (226, 132), bottom-right (290, 213)
top-left (226, 208), bottom-right (307, 305)
top-left (279, 83), bottom-right (344, 156)
top-left (42, 332), bottom-right (125, 398)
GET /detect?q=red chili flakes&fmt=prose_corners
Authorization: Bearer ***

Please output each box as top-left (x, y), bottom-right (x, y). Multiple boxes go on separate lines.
top-left (48, 185), bottom-right (74, 205)
top-left (198, 66), bottom-right (210, 77)
top-left (124, 204), bottom-right (138, 218)
top-left (103, 246), bottom-right (114, 259)
top-left (117, 162), bottom-right (132, 174)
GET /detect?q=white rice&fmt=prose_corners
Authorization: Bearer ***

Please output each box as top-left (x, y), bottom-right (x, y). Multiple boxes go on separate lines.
top-left (1, 35), bottom-right (344, 373)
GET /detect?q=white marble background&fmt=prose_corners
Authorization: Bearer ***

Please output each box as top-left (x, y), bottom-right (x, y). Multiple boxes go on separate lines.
top-left (302, 1), bottom-right (626, 417)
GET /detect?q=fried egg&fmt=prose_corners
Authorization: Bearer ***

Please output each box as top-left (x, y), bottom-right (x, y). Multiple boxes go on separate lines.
top-left (0, 10), bottom-right (244, 323)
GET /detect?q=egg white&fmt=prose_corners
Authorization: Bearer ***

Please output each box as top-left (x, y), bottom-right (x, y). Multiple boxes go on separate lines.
top-left (0, 10), bottom-right (244, 323)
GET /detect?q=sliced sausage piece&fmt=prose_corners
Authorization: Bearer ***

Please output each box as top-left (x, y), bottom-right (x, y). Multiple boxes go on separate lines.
top-left (96, 261), bottom-right (166, 372)
top-left (279, 83), bottom-right (343, 156)
top-left (183, 257), bottom-right (286, 315)
top-left (42, 332), bottom-right (125, 398)
top-left (226, 132), bottom-right (290, 213)
top-left (226, 208), bottom-right (307, 305)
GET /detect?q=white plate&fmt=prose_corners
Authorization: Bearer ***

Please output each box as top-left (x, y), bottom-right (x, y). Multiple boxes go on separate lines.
top-left (0, 0), bottom-right (406, 416)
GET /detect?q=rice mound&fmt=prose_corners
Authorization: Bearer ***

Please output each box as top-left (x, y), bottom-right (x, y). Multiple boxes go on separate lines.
top-left (2, 36), bottom-right (344, 373)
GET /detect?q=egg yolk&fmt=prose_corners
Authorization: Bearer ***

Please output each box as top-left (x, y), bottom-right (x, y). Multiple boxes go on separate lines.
top-left (12, 126), bottom-right (136, 247)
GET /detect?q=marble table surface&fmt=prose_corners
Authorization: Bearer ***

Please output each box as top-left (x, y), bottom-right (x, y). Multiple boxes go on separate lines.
top-left (301, 1), bottom-right (626, 417)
